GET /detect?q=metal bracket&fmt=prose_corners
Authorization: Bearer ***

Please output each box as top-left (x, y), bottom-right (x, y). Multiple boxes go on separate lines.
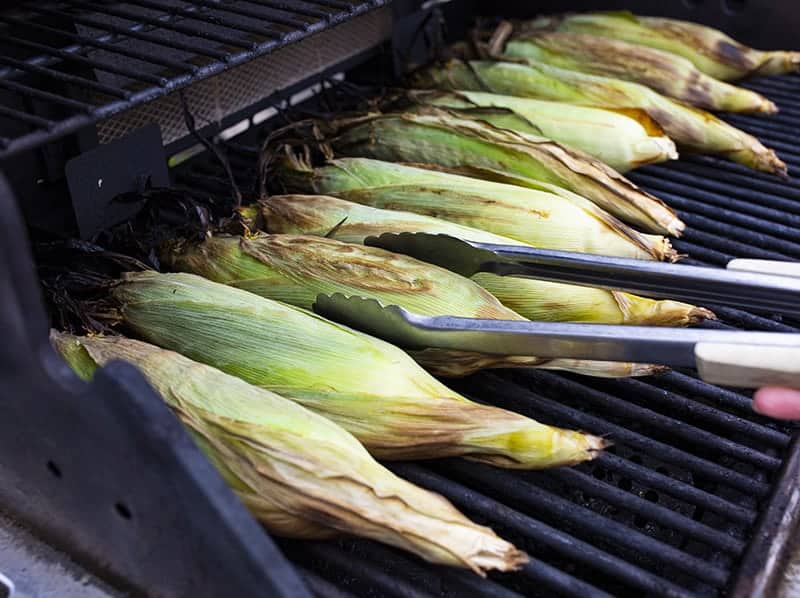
top-left (0, 172), bottom-right (310, 597)
top-left (65, 124), bottom-right (170, 239)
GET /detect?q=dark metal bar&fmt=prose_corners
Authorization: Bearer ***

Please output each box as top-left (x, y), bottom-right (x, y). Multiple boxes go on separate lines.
top-left (701, 304), bottom-right (800, 333)
top-left (66, 0), bottom-right (256, 49)
top-left (0, 13), bottom-right (195, 73)
top-left (0, 56), bottom-right (129, 99)
top-left (634, 171), bottom-right (800, 226)
top-left (241, 0), bottom-right (332, 19)
top-left (585, 377), bottom-right (789, 448)
top-left (184, 0), bottom-right (318, 26)
top-left (730, 432), bottom-right (800, 598)
top-left (393, 464), bottom-right (693, 598)
top-left (25, 5), bottom-right (228, 60)
top-left (442, 461), bottom-right (729, 586)
top-left (0, 79), bottom-right (93, 113)
top-left (288, 542), bottom-right (436, 597)
top-left (511, 371), bottom-right (782, 471)
top-left (680, 227), bottom-right (794, 261)
top-left (458, 374), bottom-right (772, 496)
top-left (2, 34), bottom-right (167, 86)
top-left (0, 105), bottom-right (53, 129)
top-left (657, 160), bottom-right (800, 204)
top-left (670, 239), bottom-right (733, 266)
top-left (545, 466), bottom-right (745, 553)
top-left (726, 115), bottom-right (800, 145)
top-left (120, 0), bottom-right (291, 36)
top-left (595, 452), bottom-right (756, 525)
top-left (677, 212), bottom-right (800, 258)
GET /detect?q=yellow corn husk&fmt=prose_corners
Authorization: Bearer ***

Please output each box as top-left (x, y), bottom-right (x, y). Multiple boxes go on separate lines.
top-left (414, 348), bottom-right (667, 378)
top-left (51, 332), bottom-right (527, 574)
top-left (411, 60), bottom-right (787, 176)
top-left (240, 193), bottom-right (530, 247)
top-left (503, 31), bottom-right (777, 114)
top-left (275, 153), bottom-right (677, 261)
top-left (304, 110), bottom-right (683, 236)
top-left (246, 195), bottom-right (712, 328)
top-left (471, 272), bottom-right (714, 326)
top-left (162, 233), bottom-right (681, 378)
top-left (102, 271), bottom-right (606, 468)
top-left (528, 12), bottom-right (800, 81)
top-left (405, 89), bottom-right (678, 172)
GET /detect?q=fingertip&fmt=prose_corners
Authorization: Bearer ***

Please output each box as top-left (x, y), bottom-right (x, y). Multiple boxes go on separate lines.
top-left (753, 387), bottom-right (800, 420)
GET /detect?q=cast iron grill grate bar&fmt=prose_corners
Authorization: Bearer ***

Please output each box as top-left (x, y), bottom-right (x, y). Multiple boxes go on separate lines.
top-left (0, 13), bottom-right (196, 73)
top-left (169, 73), bottom-right (800, 596)
top-left (0, 0), bottom-right (386, 158)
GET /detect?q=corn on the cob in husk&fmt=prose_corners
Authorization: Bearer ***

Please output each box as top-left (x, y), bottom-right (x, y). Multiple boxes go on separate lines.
top-left (411, 60), bottom-right (786, 176)
top-left (527, 12), bottom-right (800, 81)
top-left (101, 271), bottom-right (606, 468)
top-left (404, 89), bottom-right (678, 172)
top-left (274, 154), bottom-right (677, 261)
top-left (51, 332), bottom-right (527, 574)
top-left (502, 31), bottom-right (776, 114)
top-left (162, 233), bottom-right (684, 378)
top-left (245, 195), bottom-right (714, 328)
top-left (298, 110), bottom-right (683, 236)
top-left (239, 193), bottom-right (530, 247)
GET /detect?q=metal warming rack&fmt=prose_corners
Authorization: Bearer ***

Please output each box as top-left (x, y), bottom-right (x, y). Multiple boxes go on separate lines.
top-left (1, 2), bottom-right (800, 597)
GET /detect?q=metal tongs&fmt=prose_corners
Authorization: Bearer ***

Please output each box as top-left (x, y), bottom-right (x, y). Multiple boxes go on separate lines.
top-left (312, 233), bottom-right (800, 389)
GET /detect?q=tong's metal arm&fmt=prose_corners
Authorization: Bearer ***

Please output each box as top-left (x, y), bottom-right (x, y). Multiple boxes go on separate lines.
top-left (366, 233), bottom-right (800, 317)
top-left (314, 294), bottom-right (800, 389)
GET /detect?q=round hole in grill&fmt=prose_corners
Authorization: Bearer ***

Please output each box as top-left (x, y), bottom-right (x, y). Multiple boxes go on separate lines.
top-left (114, 502), bottom-right (132, 520)
top-left (644, 490), bottom-right (659, 503)
top-left (618, 478), bottom-right (633, 492)
top-left (46, 460), bottom-right (62, 478)
top-left (633, 514), bottom-right (649, 529)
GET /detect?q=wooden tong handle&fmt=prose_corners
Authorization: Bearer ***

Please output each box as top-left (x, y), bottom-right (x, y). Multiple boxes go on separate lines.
top-left (695, 343), bottom-right (800, 388)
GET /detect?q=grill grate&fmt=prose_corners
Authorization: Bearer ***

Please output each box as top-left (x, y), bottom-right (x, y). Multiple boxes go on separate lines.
top-left (173, 74), bottom-right (800, 597)
top-left (0, 0), bottom-right (387, 158)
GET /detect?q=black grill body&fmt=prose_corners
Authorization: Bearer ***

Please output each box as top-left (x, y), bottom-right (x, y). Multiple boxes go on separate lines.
top-left (1, 2), bottom-right (799, 598)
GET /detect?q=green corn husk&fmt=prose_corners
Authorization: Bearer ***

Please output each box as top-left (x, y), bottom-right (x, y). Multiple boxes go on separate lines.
top-left (274, 153), bottom-right (677, 261)
top-left (51, 332), bottom-right (528, 574)
top-left (245, 195), bottom-right (714, 329)
top-left (405, 89), bottom-right (678, 172)
top-left (239, 193), bottom-right (530, 247)
top-left (299, 110), bottom-right (683, 236)
top-left (162, 232), bottom-right (686, 378)
top-left (411, 60), bottom-right (787, 176)
top-left (527, 12), bottom-right (800, 81)
top-left (502, 31), bottom-right (777, 114)
top-left (101, 270), bottom-right (606, 468)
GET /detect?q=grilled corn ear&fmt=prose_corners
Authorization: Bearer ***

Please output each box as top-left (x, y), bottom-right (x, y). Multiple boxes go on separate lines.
top-left (51, 331), bottom-right (528, 574)
top-left (411, 60), bottom-right (786, 176)
top-left (406, 89), bottom-right (677, 172)
top-left (302, 111), bottom-right (683, 235)
top-left (163, 233), bottom-right (683, 377)
top-left (503, 31), bottom-right (776, 114)
top-left (528, 12), bottom-right (800, 81)
top-left (102, 271), bottom-right (606, 468)
top-left (275, 154), bottom-right (677, 261)
top-left (472, 272), bottom-right (714, 326)
top-left (244, 195), bottom-right (712, 327)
